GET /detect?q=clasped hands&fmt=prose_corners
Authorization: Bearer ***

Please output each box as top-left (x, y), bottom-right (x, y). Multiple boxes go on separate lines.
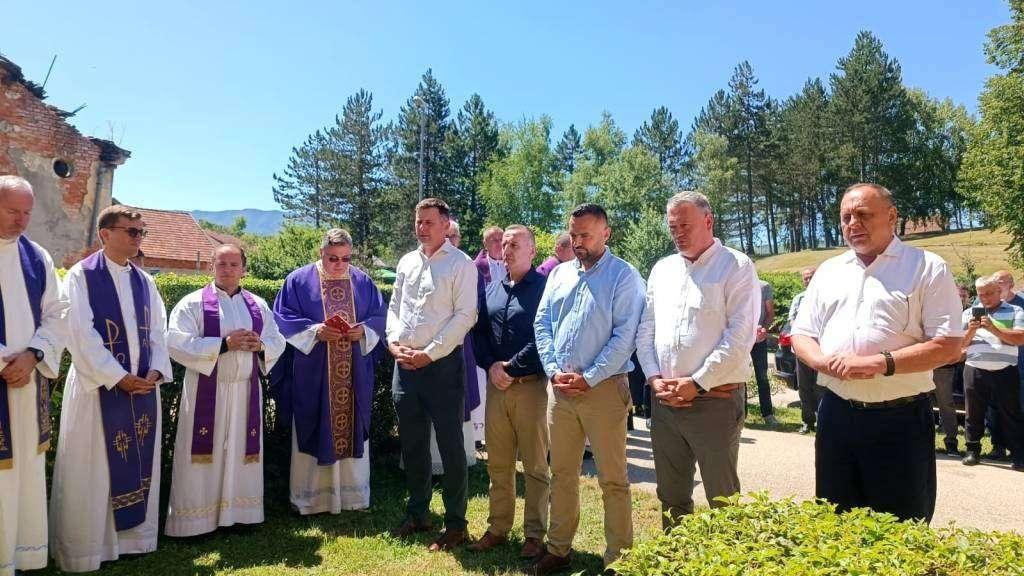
top-left (225, 329), bottom-right (263, 352)
top-left (389, 343), bottom-right (432, 370)
top-left (116, 369), bottom-right (162, 395)
top-left (817, 353), bottom-right (887, 380)
top-left (315, 323), bottom-right (364, 343)
top-left (551, 371), bottom-right (589, 397)
top-left (649, 376), bottom-right (739, 408)
top-left (1, 350), bottom-right (40, 388)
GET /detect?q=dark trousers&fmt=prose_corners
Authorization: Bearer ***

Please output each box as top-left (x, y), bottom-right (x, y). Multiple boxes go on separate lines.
top-left (931, 363), bottom-right (961, 448)
top-left (796, 359), bottom-right (823, 427)
top-left (393, 347), bottom-right (468, 530)
top-left (964, 365), bottom-right (1024, 460)
top-left (816, 391), bottom-right (936, 523)
top-left (627, 353), bottom-right (650, 418)
top-left (751, 340), bottom-right (773, 418)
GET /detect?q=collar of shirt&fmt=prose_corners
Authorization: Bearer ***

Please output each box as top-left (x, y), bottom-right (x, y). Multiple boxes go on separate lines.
top-left (0, 235), bottom-right (15, 247)
top-left (842, 235), bottom-right (903, 268)
top-left (104, 253), bottom-right (131, 274)
top-left (682, 239), bottom-right (723, 270)
top-left (502, 268), bottom-right (540, 290)
top-left (418, 239), bottom-right (455, 262)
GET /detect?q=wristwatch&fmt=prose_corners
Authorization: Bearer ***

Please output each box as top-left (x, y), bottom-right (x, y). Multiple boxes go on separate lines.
top-left (881, 350), bottom-right (895, 377)
top-left (27, 347), bottom-right (44, 363)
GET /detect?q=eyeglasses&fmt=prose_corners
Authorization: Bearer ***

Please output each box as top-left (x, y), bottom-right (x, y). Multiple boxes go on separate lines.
top-left (108, 227), bottom-right (148, 238)
top-left (325, 255), bottom-right (351, 263)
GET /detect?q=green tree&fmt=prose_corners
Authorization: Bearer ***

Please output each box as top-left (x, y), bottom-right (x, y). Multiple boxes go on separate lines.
top-left (444, 94), bottom-right (501, 253)
top-left (961, 0), bottom-right (1024, 263)
top-left (479, 117), bottom-right (563, 232)
top-left (272, 130), bottom-right (339, 228)
top-left (633, 106), bottom-right (686, 180)
top-left (247, 222), bottom-right (324, 280)
top-left (554, 124), bottom-right (582, 176)
top-left (690, 129), bottom-right (741, 242)
top-left (616, 207), bottom-right (673, 279)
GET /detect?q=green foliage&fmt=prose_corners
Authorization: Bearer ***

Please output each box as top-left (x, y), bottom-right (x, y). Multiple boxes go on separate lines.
top-left (634, 106), bottom-right (686, 179)
top-left (758, 270), bottom-right (803, 325)
top-left (612, 493), bottom-right (1024, 576)
top-left (615, 208), bottom-right (673, 279)
top-left (247, 222), bottom-right (324, 280)
top-left (532, 228), bottom-right (556, 263)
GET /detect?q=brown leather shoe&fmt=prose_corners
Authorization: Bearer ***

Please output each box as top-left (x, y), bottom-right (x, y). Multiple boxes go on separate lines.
top-left (520, 537), bottom-right (544, 559)
top-left (467, 531), bottom-right (506, 551)
top-left (531, 550), bottom-right (571, 575)
top-left (390, 518), bottom-right (432, 538)
top-left (427, 528), bottom-right (469, 552)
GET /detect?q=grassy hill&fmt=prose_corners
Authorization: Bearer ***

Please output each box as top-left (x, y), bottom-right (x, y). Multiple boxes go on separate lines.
top-left (754, 228), bottom-right (1022, 280)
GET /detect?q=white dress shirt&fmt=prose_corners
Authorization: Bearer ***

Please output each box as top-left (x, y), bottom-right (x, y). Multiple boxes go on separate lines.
top-left (636, 239), bottom-right (760, 390)
top-left (386, 240), bottom-right (478, 361)
top-left (791, 236), bottom-right (964, 402)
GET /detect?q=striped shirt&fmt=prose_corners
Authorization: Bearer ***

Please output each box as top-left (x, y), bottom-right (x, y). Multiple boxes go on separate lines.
top-left (963, 302), bottom-right (1024, 370)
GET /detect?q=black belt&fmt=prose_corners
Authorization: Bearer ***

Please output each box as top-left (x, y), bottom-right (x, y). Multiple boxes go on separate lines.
top-left (844, 392), bottom-right (927, 410)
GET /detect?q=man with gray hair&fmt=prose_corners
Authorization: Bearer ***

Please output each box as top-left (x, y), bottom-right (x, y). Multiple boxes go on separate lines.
top-left (636, 190), bottom-right (759, 527)
top-left (536, 232), bottom-right (573, 277)
top-left (0, 175), bottom-right (68, 574)
top-left (271, 228), bottom-right (388, 514)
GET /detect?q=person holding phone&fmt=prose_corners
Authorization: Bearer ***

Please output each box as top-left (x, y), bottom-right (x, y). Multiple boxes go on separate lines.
top-left (271, 228), bottom-right (387, 514)
top-left (960, 275), bottom-right (1024, 470)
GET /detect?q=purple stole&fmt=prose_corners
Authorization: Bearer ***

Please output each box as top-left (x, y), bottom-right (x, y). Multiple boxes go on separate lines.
top-left (321, 270), bottom-right (356, 460)
top-left (191, 284), bottom-right (263, 464)
top-left (81, 251), bottom-right (156, 532)
top-left (0, 236), bottom-right (51, 469)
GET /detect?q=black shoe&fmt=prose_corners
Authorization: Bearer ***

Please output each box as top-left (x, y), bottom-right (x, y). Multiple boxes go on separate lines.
top-left (962, 451), bottom-right (981, 466)
top-left (944, 442), bottom-right (960, 456)
top-left (987, 446), bottom-right (1008, 461)
top-left (582, 449), bottom-right (593, 460)
top-left (798, 424), bottom-right (814, 435)
top-left (1012, 461), bottom-right (1024, 472)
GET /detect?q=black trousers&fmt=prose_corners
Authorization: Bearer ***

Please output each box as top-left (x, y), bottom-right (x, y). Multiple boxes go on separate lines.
top-left (816, 391), bottom-right (936, 523)
top-left (796, 358), bottom-right (823, 427)
top-left (751, 340), bottom-right (773, 418)
top-left (964, 365), bottom-right (1024, 459)
top-left (393, 347), bottom-right (468, 530)
top-left (931, 363), bottom-right (961, 448)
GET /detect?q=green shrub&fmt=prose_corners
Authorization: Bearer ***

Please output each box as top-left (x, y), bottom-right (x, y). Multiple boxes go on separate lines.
top-left (613, 493), bottom-right (1024, 576)
top-left (759, 270), bottom-right (803, 327)
top-left (48, 271), bottom-right (397, 510)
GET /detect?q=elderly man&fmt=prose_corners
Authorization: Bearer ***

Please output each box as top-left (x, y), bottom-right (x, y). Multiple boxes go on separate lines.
top-left (532, 203), bottom-right (645, 574)
top-left (790, 267), bottom-right (823, 434)
top-left (991, 269), bottom-right (1024, 457)
top-left (960, 275), bottom-right (1024, 470)
top-left (271, 229), bottom-right (386, 514)
top-left (536, 232), bottom-right (573, 277)
top-left (165, 245), bottom-right (286, 536)
top-left (51, 205), bottom-right (173, 571)
top-left (388, 198), bottom-right (478, 551)
top-left (475, 226), bottom-right (506, 287)
top-left (469, 225), bottom-right (550, 560)
top-left (791, 183), bottom-right (963, 522)
top-left (0, 176), bottom-right (67, 575)
top-left (637, 191), bottom-right (758, 528)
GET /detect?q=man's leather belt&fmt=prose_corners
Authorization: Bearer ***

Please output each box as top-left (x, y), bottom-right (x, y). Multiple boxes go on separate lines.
top-left (846, 393), bottom-right (926, 410)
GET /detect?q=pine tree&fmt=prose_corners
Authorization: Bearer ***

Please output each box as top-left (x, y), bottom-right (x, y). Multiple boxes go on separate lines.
top-left (272, 130), bottom-right (339, 228)
top-left (633, 106), bottom-right (685, 180)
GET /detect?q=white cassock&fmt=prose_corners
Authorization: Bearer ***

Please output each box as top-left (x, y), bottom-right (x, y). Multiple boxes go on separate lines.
top-left (0, 237), bottom-right (67, 576)
top-left (164, 285), bottom-right (285, 537)
top-left (284, 324), bottom-right (378, 514)
top-left (49, 255), bottom-right (171, 573)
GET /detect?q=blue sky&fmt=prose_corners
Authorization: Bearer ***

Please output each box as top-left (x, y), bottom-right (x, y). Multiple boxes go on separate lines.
top-left (3, 0), bottom-right (1009, 212)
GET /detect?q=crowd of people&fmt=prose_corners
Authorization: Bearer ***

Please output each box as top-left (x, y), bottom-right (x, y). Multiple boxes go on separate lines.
top-left (0, 173), bottom-right (1018, 575)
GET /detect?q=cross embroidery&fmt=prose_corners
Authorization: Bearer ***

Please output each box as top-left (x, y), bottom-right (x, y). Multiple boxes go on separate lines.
top-left (114, 430), bottom-right (131, 461)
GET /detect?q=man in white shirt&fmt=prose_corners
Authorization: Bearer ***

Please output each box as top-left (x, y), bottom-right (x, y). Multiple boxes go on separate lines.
top-left (475, 226), bottom-right (506, 287)
top-left (791, 183), bottom-right (963, 522)
top-left (0, 175), bottom-right (68, 575)
top-left (636, 190), bottom-right (759, 528)
top-left (387, 198), bottom-right (478, 551)
top-left (51, 205), bottom-right (173, 571)
top-left (164, 245), bottom-right (286, 536)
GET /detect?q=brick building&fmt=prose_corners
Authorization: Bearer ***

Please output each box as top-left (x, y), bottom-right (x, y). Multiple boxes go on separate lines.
top-left (128, 206), bottom-right (241, 275)
top-left (0, 54), bottom-right (130, 266)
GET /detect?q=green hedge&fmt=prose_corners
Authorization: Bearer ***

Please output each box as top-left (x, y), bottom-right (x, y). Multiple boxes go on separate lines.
top-left (613, 493), bottom-right (1024, 576)
top-left (759, 270), bottom-right (803, 327)
top-left (47, 272), bottom-right (397, 509)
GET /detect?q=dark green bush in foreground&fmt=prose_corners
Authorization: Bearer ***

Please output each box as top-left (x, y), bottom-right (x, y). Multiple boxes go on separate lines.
top-left (612, 493), bottom-right (1024, 576)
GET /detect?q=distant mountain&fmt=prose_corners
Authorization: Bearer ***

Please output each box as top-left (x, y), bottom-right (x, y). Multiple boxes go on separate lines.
top-left (191, 209), bottom-right (285, 236)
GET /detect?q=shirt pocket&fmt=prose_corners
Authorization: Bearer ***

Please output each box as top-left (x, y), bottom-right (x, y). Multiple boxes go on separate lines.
top-left (871, 289), bottom-right (911, 334)
top-left (680, 282), bottom-right (725, 338)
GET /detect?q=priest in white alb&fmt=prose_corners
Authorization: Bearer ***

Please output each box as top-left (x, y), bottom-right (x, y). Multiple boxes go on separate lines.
top-left (0, 175), bottom-right (68, 576)
top-left (50, 205), bottom-right (172, 573)
top-left (164, 244), bottom-right (285, 536)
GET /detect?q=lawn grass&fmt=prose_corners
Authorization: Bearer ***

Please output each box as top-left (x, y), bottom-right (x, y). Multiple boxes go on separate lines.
top-left (754, 228), bottom-right (1022, 279)
top-left (35, 455), bottom-right (663, 576)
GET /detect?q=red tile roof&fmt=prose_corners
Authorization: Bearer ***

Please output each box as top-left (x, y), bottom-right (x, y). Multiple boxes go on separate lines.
top-left (127, 206), bottom-right (218, 267)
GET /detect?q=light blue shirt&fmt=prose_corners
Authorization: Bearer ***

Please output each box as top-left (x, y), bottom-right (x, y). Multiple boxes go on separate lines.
top-left (534, 248), bottom-right (646, 387)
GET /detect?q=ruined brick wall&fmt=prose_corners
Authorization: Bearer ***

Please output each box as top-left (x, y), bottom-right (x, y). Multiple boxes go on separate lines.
top-left (0, 70), bottom-right (120, 267)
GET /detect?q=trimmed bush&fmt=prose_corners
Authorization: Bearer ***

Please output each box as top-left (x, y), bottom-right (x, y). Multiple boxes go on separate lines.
top-left (612, 493), bottom-right (1024, 576)
top-left (758, 270), bottom-right (804, 325)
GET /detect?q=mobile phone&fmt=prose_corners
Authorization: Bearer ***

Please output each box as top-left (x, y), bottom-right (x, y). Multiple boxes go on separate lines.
top-left (971, 306), bottom-right (986, 320)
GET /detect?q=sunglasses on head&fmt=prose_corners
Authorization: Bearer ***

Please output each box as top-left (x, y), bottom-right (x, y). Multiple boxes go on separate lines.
top-left (109, 226), bottom-right (148, 238)
top-left (325, 255), bottom-right (351, 263)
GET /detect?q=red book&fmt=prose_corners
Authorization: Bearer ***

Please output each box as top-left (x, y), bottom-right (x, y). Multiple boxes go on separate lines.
top-left (325, 313), bottom-right (363, 332)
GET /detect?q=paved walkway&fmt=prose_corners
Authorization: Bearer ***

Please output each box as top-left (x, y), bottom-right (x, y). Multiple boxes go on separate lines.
top-left (584, 419), bottom-right (1024, 534)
